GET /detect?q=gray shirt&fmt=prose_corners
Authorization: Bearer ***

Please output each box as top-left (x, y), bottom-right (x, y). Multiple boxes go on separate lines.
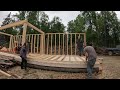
top-left (84, 46), bottom-right (97, 60)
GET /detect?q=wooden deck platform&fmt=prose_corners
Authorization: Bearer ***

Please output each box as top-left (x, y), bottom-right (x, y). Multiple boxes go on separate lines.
top-left (0, 52), bottom-right (102, 72)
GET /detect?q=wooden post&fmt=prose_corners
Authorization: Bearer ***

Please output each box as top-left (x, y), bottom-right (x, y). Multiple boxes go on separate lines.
top-left (67, 34), bottom-right (68, 55)
top-left (34, 35), bottom-right (36, 53)
top-left (47, 34), bottom-right (49, 54)
top-left (59, 34), bottom-right (60, 55)
top-left (63, 34), bottom-right (64, 55)
top-left (22, 23), bottom-right (27, 46)
top-left (55, 34), bottom-right (56, 55)
top-left (31, 35), bottom-right (33, 53)
top-left (79, 34), bottom-right (80, 39)
top-left (40, 34), bottom-right (44, 54)
top-left (44, 34), bottom-right (45, 54)
top-left (37, 35), bottom-right (39, 53)
top-left (71, 34), bottom-right (72, 55)
top-left (9, 35), bottom-right (12, 52)
top-left (51, 34), bottom-right (53, 55)
top-left (75, 34), bottom-right (76, 55)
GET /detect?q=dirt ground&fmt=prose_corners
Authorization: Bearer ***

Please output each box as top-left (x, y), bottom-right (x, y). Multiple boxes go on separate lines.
top-left (0, 55), bottom-right (120, 79)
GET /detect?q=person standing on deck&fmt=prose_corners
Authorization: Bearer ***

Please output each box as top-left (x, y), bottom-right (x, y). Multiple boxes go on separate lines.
top-left (84, 43), bottom-right (97, 79)
top-left (20, 42), bottom-right (28, 70)
top-left (76, 37), bottom-right (84, 56)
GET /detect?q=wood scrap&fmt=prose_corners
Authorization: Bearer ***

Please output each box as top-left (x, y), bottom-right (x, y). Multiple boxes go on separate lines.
top-left (7, 71), bottom-right (22, 79)
top-left (0, 69), bottom-right (11, 77)
top-left (0, 69), bottom-right (22, 79)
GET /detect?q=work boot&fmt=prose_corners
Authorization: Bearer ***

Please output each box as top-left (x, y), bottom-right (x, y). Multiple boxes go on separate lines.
top-left (86, 76), bottom-right (93, 79)
top-left (79, 53), bottom-right (81, 56)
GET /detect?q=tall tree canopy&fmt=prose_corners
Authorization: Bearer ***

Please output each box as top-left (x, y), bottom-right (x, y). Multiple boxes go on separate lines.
top-left (1, 11), bottom-right (120, 48)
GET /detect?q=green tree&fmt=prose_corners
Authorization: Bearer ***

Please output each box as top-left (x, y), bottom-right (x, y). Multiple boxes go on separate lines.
top-left (1, 12), bottom-right (18, 41)
top-left (50, 16), bottom-right (65, 33)
top-left (14, 11), bottom-right (42, 34)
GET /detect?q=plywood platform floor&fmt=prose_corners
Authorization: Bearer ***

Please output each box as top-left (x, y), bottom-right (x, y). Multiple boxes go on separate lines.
top-left (0, 52), bottom-right (100, 72)
top-left (25, 54), bottom-right (100, 68)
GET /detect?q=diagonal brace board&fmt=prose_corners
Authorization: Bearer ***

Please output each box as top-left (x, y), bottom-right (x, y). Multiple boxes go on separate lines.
top-left (0, 20), bottom-right (27, 30)
top-left (27, 22), bottom-right (44, 34)
top-left (0, 31), bottom-right (13, 36)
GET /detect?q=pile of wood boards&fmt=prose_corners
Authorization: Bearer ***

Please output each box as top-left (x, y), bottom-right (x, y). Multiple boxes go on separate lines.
top-left (0, 55), bottom-right (21, 79)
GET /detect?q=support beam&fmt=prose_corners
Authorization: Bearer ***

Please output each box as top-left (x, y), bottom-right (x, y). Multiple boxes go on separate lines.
top-left (37, 35), bottom-right (39, 53)
top-left (75, 34), bottom-right (76, 55)
top-left (59, 34), bottom-right (60, 55)
top-left (34, 35), bottom-right (36, 53)
top-left (43, 34), bottom-right (45, 54)
top-left (47, 34), bottom-right (49, 54)
top-left (54, 34), bottom-right (56, 55)
top-left (22, 23), bottom-right (27, 46)
top-left (63, 34), bottom-right (64, 55)
top-left (27, 22), bottom-right (44, 34)
top-left (40, 34), bottom-right (44, 54)
top-left (51, 34), bottom-right (53, 55)
top-left (71, 34), bottom-right (72, 55)
top-left (31, 35), bottom-right (33, 53)
top-left (67, 34), bottom-right (68, 55)
top-left (0, 20), bottom-right (27, 30)
top-left (0, 31), bottom-right (13, 36)
top-left (9, 35), bottom-right (13, 51)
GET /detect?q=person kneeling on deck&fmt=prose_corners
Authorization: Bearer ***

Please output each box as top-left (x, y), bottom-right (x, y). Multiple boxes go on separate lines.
top-left (20, 43), bottom-right (27, 70)
top-left (84, 43), bottom-right (97, 79)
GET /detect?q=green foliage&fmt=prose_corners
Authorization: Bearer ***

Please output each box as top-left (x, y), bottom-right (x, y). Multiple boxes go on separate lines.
top-left (67, 11), bottom-right (120, 47)
top-left (1, 11), bottom-right (120, 48)
top-left (1, 12), bottom-right (18, 42)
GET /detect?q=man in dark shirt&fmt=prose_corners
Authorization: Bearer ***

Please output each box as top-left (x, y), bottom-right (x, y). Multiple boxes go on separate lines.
top-left (20, 43), bottom-right (27, 70)
top-left (77, 38), bottom-right (84, 56)
top-left (84, 43), bottom-right (97, 79)
top-left (16, 44), bottom-right (22, 54)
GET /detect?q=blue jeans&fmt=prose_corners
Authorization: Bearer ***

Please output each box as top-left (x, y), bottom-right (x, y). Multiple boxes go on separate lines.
top-left (79, 47), bottom-right (83, 55)
top-left (87, 58), bottom-right (96, 79)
